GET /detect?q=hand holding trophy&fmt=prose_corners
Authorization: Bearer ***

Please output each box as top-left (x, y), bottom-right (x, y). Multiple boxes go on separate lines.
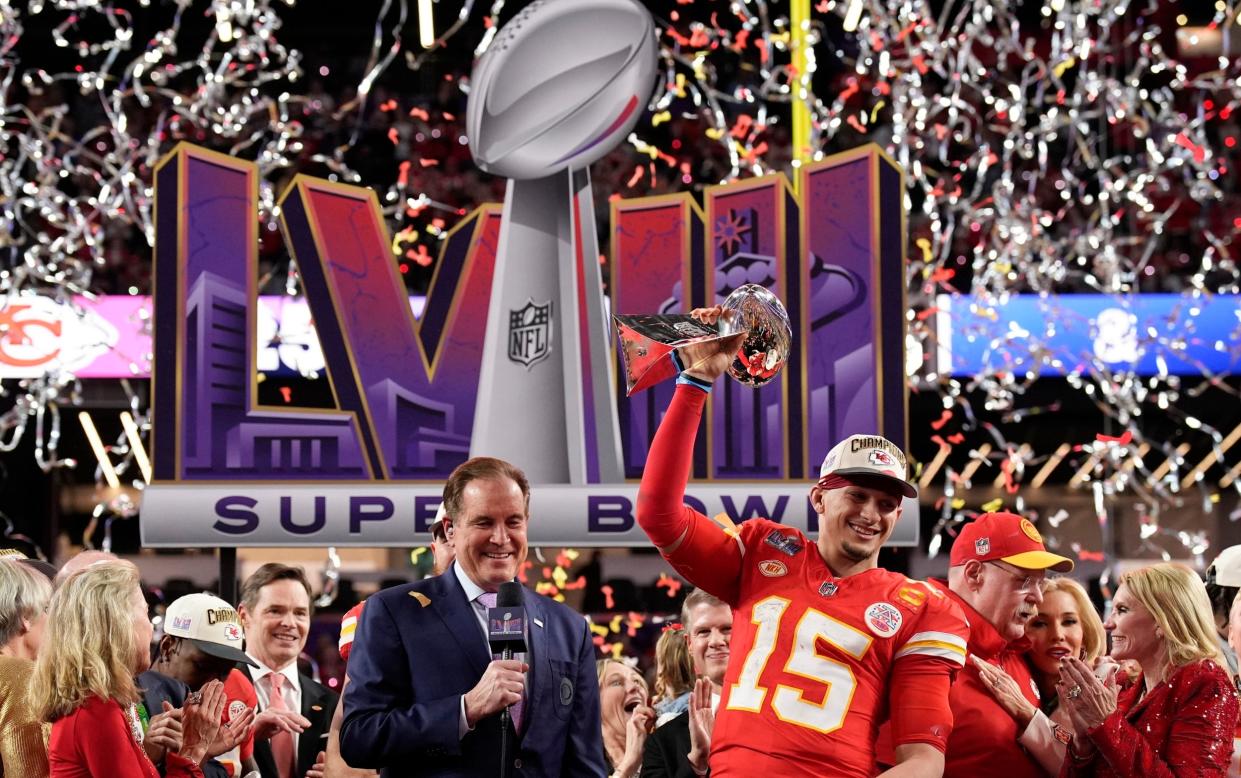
top-left (614, 284), bottom-right (792, 394)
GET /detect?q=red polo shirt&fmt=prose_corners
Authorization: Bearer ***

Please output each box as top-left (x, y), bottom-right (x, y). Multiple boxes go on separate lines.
top-left (938, 581), bottom-right (1045, 778)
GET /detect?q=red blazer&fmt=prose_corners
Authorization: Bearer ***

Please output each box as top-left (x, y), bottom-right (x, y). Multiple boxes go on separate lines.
top-left (49, 695), bottom-right (203, 778)
top-left (1060, 659), bottom-right (1239, 778)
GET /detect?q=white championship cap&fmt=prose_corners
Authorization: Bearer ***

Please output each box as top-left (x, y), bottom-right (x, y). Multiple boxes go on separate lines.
top-left (1209, 545), bottom-right (1241, 588)
top-left (164, 592), bottom-right (257, 666)
top-left (818, 434), bottom-right (917, 499)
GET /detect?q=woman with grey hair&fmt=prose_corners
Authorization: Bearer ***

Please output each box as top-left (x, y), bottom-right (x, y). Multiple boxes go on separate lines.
top-left (0, 557), bottom-right (54, 777)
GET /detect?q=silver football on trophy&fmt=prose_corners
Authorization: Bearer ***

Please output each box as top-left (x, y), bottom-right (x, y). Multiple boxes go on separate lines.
top-left (718, 284), bottom-right (792, 388)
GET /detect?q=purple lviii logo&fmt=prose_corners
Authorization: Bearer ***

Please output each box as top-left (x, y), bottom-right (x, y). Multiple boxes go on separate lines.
top-left (140, 143), bottom-right (910, 548)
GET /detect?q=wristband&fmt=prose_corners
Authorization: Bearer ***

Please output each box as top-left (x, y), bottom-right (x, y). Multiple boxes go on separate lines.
top-left (670, 350), bottom-right (713, 393)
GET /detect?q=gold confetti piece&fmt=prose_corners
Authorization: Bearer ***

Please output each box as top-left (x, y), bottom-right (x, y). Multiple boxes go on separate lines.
top-left (1053, 57), bottom-right (1077, 78)
top-left (981, 498), bottom-right (1004, 513)
top-left (705, 127), bottom-right (726, 140)
top-left (916, 237), bottom-right (933, 263)
top-left (652, 110), bottom-right (672, 126)
top-left (409, 592), bottom-right (431, 607)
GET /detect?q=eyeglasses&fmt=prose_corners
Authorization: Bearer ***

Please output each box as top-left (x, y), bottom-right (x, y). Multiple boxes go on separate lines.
top-left (986, 561), bottom-right (1048, 594)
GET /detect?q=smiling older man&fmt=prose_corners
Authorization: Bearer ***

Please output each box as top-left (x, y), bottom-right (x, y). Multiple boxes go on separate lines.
top-left (939, 512), bottom-right (1075, 778)
top-left (340, 456), bottom-right (606, 777)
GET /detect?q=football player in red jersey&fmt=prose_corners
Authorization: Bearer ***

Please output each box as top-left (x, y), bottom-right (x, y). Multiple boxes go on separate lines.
top-left (635, 314), bottom-right (969, 778)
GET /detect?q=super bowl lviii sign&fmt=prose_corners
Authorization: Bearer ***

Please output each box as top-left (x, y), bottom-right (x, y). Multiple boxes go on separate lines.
top-left (140, 141), bottom-right (909, 548)
top-left (139, 0), bottom-right (908, 547)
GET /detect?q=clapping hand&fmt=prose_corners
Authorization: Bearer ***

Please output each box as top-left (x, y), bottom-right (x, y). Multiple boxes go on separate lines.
top-left (1057, 656), bottom-right (1119, 756)
top-left (180, 680), bottom-right (227, 764)
top-left (686, 677), bottom-right (716, 776)
top-left (207, 704), bottom-right (255, 758)
top-left (143, 703), bottom-right (184, 765)
top-left (252, 707), bottom-right (311, 741)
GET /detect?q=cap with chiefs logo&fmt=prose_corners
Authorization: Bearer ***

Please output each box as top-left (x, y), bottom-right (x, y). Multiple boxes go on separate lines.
top-left (162, 592), bottom-right (258, 667)
top-left (818, 434), bottom-right (917, 498)
top-left (950, 511), bottom-right (1074, 572)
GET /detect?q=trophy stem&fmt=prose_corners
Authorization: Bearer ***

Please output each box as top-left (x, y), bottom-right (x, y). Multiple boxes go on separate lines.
top-left (470, 171), bottom-right (623, 484)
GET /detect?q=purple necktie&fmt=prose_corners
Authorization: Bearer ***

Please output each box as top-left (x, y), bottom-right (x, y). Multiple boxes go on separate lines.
top-left (479, 591), bottom-right (525, 732)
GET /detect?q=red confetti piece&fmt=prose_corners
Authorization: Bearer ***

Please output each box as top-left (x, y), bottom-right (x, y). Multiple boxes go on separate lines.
top-left (601, 584), bottom-right (615, 610)
top-left (387, 127), bottom-right (399, 145)
top-left (1095, 430), bottom-right (1133, 445)
top-left (930, 410), bottom-right (952, 431)
top-left (408, 107), bottom-right (429, 121)
top-left (397, 160), bottom-right (411, 188)
top-left (839, 79), bottom-right (860, 103)
top-left (406, 244), bottom-right (431, 267)
top-left (947, 433), bottom-right (965, 444)
top-left (626, 165), bottom-right (644, 188)
top-left (656, 573), bottom-right (682, 597)
top-left (419, 158), bottom-right (439, 168)
top-left (1077, 550), bottom-right (1105, 562)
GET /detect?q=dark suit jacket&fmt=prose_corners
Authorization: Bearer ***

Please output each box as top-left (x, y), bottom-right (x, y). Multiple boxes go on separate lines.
top-left (339, 570), bottom-right (607, 777)
top-left (240, 664), bottom-right (338, 778)
top-left (137, 670), bottom-right (229, 778)
top-left (641, 712), bottom-right (701, 778)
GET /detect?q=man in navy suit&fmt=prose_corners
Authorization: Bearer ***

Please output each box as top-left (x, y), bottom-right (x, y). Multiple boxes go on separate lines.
top-left (340, 457), bottom-right (606, 777)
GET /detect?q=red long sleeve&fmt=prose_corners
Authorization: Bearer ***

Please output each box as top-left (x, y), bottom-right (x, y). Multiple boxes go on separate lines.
top-left (49, 696), bottom-right (204, 778)
top-left (636, 384), bottom-right (743, 603)
top-left (1059, 660), bottom-right (1238, 778)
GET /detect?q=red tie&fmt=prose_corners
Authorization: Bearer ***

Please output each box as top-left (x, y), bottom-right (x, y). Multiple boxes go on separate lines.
top-left (264, 672), bottom-right (296, 778)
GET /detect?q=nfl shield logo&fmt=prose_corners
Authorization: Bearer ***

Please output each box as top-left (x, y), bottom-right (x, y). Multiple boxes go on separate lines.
top-left (975, 537), bottom-right (991, 556)
top-left (819, 581), bottom-right (838, 597)
top-left (508, 299), bottom-right (553, 369)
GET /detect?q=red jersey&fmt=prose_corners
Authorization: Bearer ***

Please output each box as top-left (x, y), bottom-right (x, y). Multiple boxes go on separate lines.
top-left (217, 668), bottom-right (258, 776)
top-left (689, 518), bottom-right (969, 776)
top-left (637, 386), bottom-right (969, 776)
top-left (937, 585), bottom-right (1044, 778)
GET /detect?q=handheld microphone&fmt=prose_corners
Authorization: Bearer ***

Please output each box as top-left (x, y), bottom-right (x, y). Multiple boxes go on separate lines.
top-left (487, 582), bottom-right (527, 778)
top-left (487, 581), bottom-right (528, 658)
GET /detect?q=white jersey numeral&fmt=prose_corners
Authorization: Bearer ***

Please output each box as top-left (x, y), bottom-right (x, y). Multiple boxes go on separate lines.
top-left (727, 595), bottom-right (874, 733)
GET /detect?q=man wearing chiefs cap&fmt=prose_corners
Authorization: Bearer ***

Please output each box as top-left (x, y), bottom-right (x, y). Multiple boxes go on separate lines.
top-left (140, 592), bottom-right (260, 778)
top-left (940, 511), bottom-right (1075, 778)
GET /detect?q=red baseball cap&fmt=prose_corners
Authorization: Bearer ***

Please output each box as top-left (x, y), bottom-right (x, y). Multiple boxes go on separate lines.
top-left (950, 512), bottom-right (1074, 572)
